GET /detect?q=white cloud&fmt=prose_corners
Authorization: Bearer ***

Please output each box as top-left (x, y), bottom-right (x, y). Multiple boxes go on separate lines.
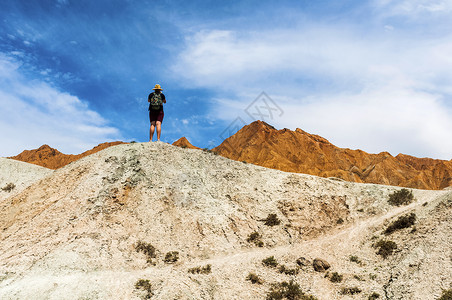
top-left (0, 53), bottom-right (122, 156)
top-left (172, 24), bottom-right (452, 159)
top-left (374, 0), bottom-right (452, 15)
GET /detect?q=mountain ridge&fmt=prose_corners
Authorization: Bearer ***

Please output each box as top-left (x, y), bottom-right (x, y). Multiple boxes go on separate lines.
top-left (208, 120), bottom-right (451, 190)
top-left (8, 141), bottom-right (125, 169)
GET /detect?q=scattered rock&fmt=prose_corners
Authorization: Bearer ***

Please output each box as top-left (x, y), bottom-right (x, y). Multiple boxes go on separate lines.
top-left (313, 258), bottom-right (330, 272)
top-left (296, 257), bottom-right (310, 267)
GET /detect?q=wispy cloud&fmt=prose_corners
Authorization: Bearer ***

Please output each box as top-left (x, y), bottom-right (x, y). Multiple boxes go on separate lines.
top-left (172, 20), bottom-right (452, 159)
top-left (0, 53), bottom-right (121, 156)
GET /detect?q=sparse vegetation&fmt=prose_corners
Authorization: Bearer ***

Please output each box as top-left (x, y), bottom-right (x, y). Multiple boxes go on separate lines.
top-left (369, 273), bottom-right (377, 280)
top-left (163, 251), bottom-right (179, 263)
top-left (278, 264), bottom-right (299, 275)
top-left (368, 292), bottom-right (380, 299)
top-left (329, 272), bottom-right (343, 283)
top-left (349, 255), bottom-right (361, 264)
top-left (340, 286), bottom-right (362, 295)
top-left (353, 275), bottom-right (364, 281)
top-left (262, 214), bottom-right (281, 226)
top-left (247, 231), bottom-right (264, 247)
top-left (439, 289), bottom-right (452, 300)
top-left (262, 256), bottom-right (278, 268)
top-left (384, 213), bottom-right (416, 235)
top-left (388, 188), bottom-right (414, 206)
top-left (1, 183), bottom-right (15, 192)
top-left (135, 241), bottom-right (157, 264)
top-left (266, 280), bottom-right (317, 300)
top-left (336, 218), bottom-right (344, 224)
top-left (374, 239), bottom-right (397, 259)
top-left (188, 264), bottom-right (211, 274)
top-left (246, 272), bottom-right (263, 284)
top-left (135, 279), bottom-right (153, 299)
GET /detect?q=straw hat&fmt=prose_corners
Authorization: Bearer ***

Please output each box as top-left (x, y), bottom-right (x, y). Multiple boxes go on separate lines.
top-left (153, 84), bottom-right (163, 90)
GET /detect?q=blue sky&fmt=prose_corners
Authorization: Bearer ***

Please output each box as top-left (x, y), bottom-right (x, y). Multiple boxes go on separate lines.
top-left (1, 0), bottom-right (451, 159)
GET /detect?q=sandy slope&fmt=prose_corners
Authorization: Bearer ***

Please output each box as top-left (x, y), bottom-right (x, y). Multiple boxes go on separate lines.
top-left (0, 142), bottom-right (450, 299)
top-left (0, 158), bottom-right (53, 202)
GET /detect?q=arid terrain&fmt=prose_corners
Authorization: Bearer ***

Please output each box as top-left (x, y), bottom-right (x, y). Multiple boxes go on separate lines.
top-left (210, 121), bottom-right (452, 190)
top-left (0, 142), bottom-right (450, 299)
top-left (9, 142), bottom-right (125, 170)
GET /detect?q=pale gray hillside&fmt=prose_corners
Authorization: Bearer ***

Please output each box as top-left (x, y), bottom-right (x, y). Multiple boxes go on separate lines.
top-left (0, 158), bottom-right (53, 202)
top-left (0, 142), bottom-right (450, 299)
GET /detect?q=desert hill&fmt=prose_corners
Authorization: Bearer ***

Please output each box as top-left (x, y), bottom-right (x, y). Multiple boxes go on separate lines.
top-left (172, 137), bottom-right (201, 150)
top-left (0, 158), bottom-right (53, 202)
top-left (0, 142), bottom-right (450, 299)
top-left (9, 141), bottom-right (125, 169)
top-left (210, 120), bottom-right (452, 190)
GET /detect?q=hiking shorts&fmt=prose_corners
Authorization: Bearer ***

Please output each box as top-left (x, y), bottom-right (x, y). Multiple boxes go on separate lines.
top-left (149, 109), bottom-right (164, 123)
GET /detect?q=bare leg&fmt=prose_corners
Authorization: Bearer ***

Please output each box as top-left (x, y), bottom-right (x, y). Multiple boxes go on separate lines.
top-left (156, 121), bottom-right (162, 141)
top-left (150, 121), bottom-right (156, 141)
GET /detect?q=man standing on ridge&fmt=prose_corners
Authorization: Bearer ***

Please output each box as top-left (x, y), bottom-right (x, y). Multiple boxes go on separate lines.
top-left (148, 84), bottom-right (166, 142)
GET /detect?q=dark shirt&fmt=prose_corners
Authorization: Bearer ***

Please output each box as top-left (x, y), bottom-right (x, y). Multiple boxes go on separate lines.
top-left (148, 92), bottom-right (166, 111)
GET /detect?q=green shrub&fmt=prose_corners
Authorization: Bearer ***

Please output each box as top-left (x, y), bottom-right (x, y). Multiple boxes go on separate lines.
top-left (262, 256), bottom-right (278, 268)
top-left (329, 272), bottom-right (343, 283)
top-left (263, 214), bottom-right (281, 226)
top-left (1, 183), bottom-right (15, 192)
top-left (278, 264), bottom-right (299, 275)
top-left (135, 279), bottom-right (153, 299)
top-left (439, 289), bottom-right (452, 300)
top-left (368, 292), bottom-right (380, 299)
top-left (163, 251), bottom-right (179, 263)
top-left (340, 287), bottom-right (362, 295)
top-left (388, 189), bottom-right (414, 206)
top-left (247, 231), bottom-right (264, 247)
top-left (384, 213), bottom-right (416, 235)
top-left (266, 280), bottom-right (317, 300)
top-left (135, 241), bottom-right (157, 264)
top-left (374, 239), bottom-right (397, 259)
top-left (188, 264), bottom-right (211, 274)
top-left (246, 272), bottom-right (263, 284)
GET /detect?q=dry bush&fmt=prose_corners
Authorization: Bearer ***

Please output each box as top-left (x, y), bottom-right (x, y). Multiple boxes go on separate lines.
top-left (278, 264), bottom-right (299, 275)
top-left (247, 231), bottom-right (264, 247)
top-left (388, 189), bottom-right (414, 206)
top-left (163, 251), bottom-right (179, 263)
top-left (135, 241), bottom-right (156, 264)
top-left (262, 214), bottom-right (281, 226)
top-left (266, 280), bottom-right (317, 300)
top-left (340, 287), bottom-right (362, 295)
top-left (439, 289), bottom-right (452, 300)
top-left (368, 292), bottom-right (380, 299)
top-left (374, 239), bottom-right (397, 259)
top-left (135, 279), bottom-right (153, 299)
top-left (188, 264), bottom-right (211, 274)
top-left (384, 213), bottom-right (416, 235)
top-left (262, 256), bottom-right (278, 268)
top-left (1, 183), bottom-right (15, 192)
top-left (329, 272), bottom-right (343, 283)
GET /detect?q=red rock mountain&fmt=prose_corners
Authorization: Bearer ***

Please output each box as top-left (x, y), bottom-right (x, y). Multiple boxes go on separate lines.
top-left (172, 137), bottom-right (201, 150)
top-left (9, 142), bottom-right (125, 169)
top-left (209, 120), bottom-right (451, 190)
